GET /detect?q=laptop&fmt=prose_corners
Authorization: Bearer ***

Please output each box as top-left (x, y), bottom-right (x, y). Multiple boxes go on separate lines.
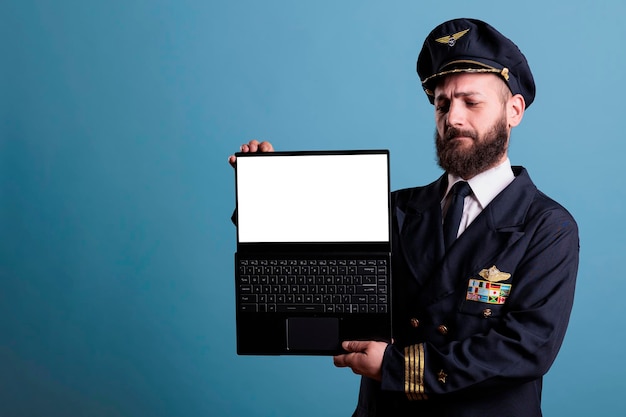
top-left (234, 150), bottom-right (392, 355)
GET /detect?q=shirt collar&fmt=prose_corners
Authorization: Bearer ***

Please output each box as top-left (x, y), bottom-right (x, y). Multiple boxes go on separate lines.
top-left (443, 158), bottom-right (515, 209)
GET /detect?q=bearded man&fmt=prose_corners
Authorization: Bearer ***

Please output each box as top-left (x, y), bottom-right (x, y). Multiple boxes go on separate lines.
top-left (230, 18), bottom-right (579, 417)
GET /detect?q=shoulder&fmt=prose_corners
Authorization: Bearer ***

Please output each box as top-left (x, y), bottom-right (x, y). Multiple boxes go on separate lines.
top-left (510, 167), bottom-right (579, 241)
top-left (515, 167), bottom-right (576, 221)
top-left (392, 175), bottom-right (446, 210)
top-left (528, 189), bottom-right (579, 244)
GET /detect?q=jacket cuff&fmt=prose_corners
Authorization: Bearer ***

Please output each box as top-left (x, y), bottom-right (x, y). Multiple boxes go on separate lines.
top-left (380, 343), bottom-right (428, 400)
top-left (380, 343), bottom-right (404, 391)
top-left (405, 344), bottom-right (428, 400)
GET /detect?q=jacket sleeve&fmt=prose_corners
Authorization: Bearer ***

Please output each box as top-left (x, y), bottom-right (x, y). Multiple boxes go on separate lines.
top-left (380, 205), bottom-right (579, 399)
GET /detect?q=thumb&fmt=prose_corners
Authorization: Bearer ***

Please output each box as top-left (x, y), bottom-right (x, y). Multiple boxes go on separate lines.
top-left (342, 340), bottom-right (368, 353)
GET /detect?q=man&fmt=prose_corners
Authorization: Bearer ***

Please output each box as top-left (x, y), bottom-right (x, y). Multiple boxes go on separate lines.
top-left (230, 18), bottom-right (579, 417)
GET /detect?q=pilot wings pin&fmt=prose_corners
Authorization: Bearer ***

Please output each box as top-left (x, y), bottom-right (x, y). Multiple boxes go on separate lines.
top-left (479, 265), bottom-right (511, 282)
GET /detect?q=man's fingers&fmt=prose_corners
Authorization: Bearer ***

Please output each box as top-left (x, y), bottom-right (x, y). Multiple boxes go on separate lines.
top-left (229, 140), bottom-right (273, 168)
top-left (243, 140), bottom-right (273, 153)
top-left (334, 341), bottom-right (386, 381)
top-left (342, 340), bottom-right (367, 353)
top-left (333, 341), bottom-right (365, 368)
top-left (258, 141), bottom-right (274, 152)
top-left (333, 354), bottom-right (349, 368)
top-left (245, 140), bottom-right (260, 153)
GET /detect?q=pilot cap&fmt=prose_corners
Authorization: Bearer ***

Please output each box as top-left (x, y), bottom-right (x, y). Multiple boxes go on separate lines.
top-left (417, 18), bottom-right (536, 108)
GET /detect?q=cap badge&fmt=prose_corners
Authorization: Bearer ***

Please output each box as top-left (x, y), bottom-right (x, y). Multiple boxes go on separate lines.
top-left (435, 28), bottom-right (470, 47)
top-left (500, 67), bottom-right (510, 81)
top-left (479, 265), bottom-right (511, 282)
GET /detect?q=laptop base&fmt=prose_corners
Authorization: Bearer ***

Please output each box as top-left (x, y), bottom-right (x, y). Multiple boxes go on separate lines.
top-left (236, 313), bottom-right (391, 356)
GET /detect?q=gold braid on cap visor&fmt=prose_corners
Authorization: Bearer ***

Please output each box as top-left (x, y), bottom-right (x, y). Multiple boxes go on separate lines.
top-left (421, 60), bottom-right (510, 96)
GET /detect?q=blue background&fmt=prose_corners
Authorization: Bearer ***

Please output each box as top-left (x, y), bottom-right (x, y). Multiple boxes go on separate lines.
top-left (3, 1), bottom-right (624, 416)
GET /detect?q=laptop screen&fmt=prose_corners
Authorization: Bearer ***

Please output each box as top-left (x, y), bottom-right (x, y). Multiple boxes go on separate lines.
top-left (236, 151), bottom-right (390, 244)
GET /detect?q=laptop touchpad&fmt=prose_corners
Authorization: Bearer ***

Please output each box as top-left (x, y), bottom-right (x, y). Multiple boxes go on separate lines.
top-left (286, 317), bottom-right (339, 352)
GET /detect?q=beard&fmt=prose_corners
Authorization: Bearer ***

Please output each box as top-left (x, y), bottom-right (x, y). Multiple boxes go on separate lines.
top-left (435, 116), bottom-right (509, 179)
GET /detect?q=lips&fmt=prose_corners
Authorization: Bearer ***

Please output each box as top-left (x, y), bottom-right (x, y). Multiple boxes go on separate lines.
top-left (445, 128), bottom-right (477, 142)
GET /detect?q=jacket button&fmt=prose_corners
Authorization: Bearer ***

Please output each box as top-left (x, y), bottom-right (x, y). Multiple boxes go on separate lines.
top-left (482, 308), bottom-right (492, 318)
top-left (410, 318), bottom-right (420, 328)
top-left (437, 324), bottom-right (449, 335)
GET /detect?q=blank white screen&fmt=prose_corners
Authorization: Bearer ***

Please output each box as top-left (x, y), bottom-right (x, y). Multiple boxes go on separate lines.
top-left (236, 153), bottom-right (389, 243)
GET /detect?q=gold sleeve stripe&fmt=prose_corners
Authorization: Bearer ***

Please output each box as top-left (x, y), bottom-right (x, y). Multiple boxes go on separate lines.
top-left (404, 344), bottom-right (427, 400)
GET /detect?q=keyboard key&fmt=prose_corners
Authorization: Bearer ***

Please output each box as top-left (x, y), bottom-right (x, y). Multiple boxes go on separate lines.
top-left (363, 276), bottom-right (377, 285)
top-left (358, 266), bottom-right (377, 274)
top-left (357, 286), bottom-right (377, 294)
top-left (240, 304), bottom-right (258, 312)
top-left (240, 294), bottom-right (257, 303)
top-left (277, 304), bottom-right (324, 313)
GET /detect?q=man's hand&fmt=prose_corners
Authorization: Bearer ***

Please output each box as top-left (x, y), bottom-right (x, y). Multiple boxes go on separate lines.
top-left (228, 139), bottom-right (274, 167)
top-left (333, 340), bottom-right (388, 382)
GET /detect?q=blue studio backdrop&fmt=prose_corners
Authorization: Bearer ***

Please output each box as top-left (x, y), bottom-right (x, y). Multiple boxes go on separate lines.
top-left (3, 1), bottom-right (625, 416)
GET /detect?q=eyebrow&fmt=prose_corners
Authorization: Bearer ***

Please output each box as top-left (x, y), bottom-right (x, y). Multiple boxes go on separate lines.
top-left (435, 91), bottom-right (484, 101)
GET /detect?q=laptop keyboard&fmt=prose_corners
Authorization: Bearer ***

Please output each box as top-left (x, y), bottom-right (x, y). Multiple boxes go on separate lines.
top-left (237, 258), bottom-right (389, 314)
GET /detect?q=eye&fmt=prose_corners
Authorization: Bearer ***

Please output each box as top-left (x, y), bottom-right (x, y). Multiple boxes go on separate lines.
top-left (436, 103), bottom-right (449, 113)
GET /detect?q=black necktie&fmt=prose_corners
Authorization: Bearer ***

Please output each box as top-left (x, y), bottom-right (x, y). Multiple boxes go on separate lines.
top-left (443, 181), bottom-right (471, 249)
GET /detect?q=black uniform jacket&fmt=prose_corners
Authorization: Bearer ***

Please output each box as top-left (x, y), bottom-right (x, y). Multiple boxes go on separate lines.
top-left (352, 167), bottom-right (579, 417)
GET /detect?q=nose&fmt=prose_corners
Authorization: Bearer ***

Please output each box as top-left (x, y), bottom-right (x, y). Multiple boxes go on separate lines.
top-left (446, 101), bottom-right (465, 128)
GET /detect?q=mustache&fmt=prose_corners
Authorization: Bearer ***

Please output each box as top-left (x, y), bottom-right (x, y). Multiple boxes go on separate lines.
top-left (444, 127), bottom-right (478, 141)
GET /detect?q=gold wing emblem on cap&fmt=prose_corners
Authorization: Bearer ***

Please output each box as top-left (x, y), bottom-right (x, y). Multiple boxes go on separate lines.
top-left (479, 266), bottom-right (511, 283)
top-left (435, 28), bottom-right (470, 46)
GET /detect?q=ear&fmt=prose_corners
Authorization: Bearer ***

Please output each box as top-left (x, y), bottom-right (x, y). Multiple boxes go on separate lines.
top-left (507, 94), bottom-right (525, 128)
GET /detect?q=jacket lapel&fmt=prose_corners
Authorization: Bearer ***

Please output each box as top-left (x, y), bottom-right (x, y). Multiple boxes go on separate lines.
top-left (396, 175), bottom-right (447, 287)
top-left (397, 167), bottom-right (537, 303)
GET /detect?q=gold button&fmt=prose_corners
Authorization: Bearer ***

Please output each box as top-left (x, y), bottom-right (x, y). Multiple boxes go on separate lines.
top-left (437, 324), bottom-right (449, 335)
top-left (410, 318), bottom-right (420, 328)
top-left (482, 308), bottom-right (492, 318)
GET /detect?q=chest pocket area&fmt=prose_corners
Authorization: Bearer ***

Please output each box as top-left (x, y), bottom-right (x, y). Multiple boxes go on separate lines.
top-left (458, 276), bottom-right (512, 319)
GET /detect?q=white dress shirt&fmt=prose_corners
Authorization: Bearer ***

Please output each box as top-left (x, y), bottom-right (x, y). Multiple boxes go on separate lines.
top-left (441, 158), bottom-right (515, 238)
